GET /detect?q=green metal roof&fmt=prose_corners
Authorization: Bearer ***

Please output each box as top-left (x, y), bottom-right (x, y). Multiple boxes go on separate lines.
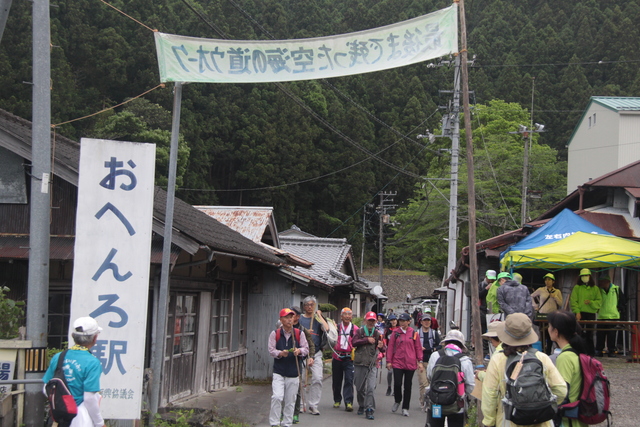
top-left (567, 97), bottom-right (640, 147)
top-left (592, 96), bottom-right (640, 111)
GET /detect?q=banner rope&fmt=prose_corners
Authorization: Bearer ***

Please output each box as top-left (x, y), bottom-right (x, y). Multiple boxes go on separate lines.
top-left (52, 84), bottom-right (166, 128)
top-left (98, 0), bottom-right (158, 32)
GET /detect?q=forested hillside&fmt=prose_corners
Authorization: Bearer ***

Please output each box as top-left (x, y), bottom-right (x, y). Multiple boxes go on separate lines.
top-left (1, 0), bottom-right (639, 269)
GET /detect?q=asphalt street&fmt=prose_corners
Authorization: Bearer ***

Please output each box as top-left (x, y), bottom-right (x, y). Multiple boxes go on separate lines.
top-left (256, 366), bottom-right (428, 426)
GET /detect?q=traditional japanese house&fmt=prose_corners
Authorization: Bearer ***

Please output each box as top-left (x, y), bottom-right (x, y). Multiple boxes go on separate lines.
top-left (0, 108), bottom-right (299, 406)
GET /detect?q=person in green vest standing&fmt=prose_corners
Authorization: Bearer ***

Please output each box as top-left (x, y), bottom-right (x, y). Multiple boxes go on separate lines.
top-left (596, 276), bottom-right (623, 357)
top-left (486, 272), bottom-right (511, 314)
top-left (569, 268), bottom-right (602, 356)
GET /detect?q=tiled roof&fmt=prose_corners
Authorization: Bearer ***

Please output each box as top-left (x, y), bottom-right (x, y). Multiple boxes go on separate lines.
top-left (279, 234), bottom-right (354, 286)
top-left (0, 108), bottom-right (284, 265)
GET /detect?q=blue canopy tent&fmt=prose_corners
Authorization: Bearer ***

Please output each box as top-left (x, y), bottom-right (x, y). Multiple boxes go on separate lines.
top-left (500, 208), bottom-right (612, 261)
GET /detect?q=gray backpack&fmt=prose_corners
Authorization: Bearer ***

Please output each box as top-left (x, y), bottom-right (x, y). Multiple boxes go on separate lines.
top-left (502, 349), bottom-right (557, 425)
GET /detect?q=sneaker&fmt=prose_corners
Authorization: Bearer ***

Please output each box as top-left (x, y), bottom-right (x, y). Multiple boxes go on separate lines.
top-left (333, 402), bottom-right (341, 408)
top-left (309, 407), bottom-right (320, 415)
top-left (385, 387), bottom-right (392, 396)
top-left (293, 415), bottom-right (299, 424)
top-left (392, 402), bottom-right (400, 412)
top-left (345, 403), bottom-right (353, 412)
top-left (402, 409), bottom-right (409, 417)
top-left (357, 406), bottom-right (364, 415)
top-left (366, 409), bottom-right (375, 420)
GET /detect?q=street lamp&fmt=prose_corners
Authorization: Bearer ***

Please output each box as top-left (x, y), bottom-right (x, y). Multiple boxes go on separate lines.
top-left (509, 123), bottom-right (545, 225)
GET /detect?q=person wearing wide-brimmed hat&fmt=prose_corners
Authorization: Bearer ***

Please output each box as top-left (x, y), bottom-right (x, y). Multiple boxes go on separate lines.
top-left (481, 313), bottom-right (567, 427)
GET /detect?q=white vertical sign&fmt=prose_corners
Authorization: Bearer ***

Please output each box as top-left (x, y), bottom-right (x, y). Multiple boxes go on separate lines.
top-left (71, 138), bottom-right (156, 419)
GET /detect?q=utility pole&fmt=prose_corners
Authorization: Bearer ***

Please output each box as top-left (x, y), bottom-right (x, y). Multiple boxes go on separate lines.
top-left (509, 121), bottom-right (545, 226)
top-left (25, 0), bottom-right (51, 424)
top-left (377, 191), bottom-right (397, 288)
top-left (458, 0), bottom-right (483, 367)
top-left (418, 53), bottom-right (475, 278)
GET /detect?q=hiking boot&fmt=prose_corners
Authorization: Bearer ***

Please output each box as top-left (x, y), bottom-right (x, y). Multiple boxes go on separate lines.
top-left (385, 387), bottom-right (392, 396)
top-left (333, 402), bottom-right (340, 408)
top-left (402, 409), bottom-right (409, 417)
top-left (309, 407), bottom-right (320, 415)
top-left (293, 415), bottom-right (299, 424)
top-left (366, 409), bottom-right (375, 420)
top-left (357, 406), bottom-right (365, 415)
top-left (392, 402), bottom-right (400, 412)
top-left (345, 403), bottom-right (353, 412)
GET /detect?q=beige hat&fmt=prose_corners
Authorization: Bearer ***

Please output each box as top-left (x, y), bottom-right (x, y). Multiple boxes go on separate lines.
top-left (482, 321), bottom-right (503, 339)
top-left (442, 329), bottom-right (467, 351)
top-left (497, 313), bottom-right (538, 346)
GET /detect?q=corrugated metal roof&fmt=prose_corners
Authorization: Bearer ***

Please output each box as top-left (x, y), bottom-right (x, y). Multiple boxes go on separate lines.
top-left (0, 235), bottom-right (181, 263)
top-left (578, 209), bottom-right (639, 238)
top-left (585, 159), bottom-right (640, 187)
top-left (593, 96), bottom-right (640, 111)
top-left (195, 206), bottom-right (278, 246)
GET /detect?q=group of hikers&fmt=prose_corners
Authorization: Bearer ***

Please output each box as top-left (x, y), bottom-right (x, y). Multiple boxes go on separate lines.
top-left (269, 295), bottom-right (457, 426)
top-left (480, 268), bottom-right (624, 357)
top-left (270, 267), bottom-right (618, 427)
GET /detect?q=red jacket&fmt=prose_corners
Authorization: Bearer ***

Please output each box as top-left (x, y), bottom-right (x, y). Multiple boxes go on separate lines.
top-left (386, 326), bottom-right (422, 370)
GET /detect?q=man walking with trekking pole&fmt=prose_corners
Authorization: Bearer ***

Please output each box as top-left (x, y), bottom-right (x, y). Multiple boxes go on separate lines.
top-left (298, 296), bottom-right (329, 415)
top-left (269, 308), bottom-right (309, 427)
top-left (352, 311), bottom-right (385, 420)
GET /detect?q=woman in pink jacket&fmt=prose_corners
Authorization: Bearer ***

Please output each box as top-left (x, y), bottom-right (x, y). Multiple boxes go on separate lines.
top-left (385, 312), bottom-right (424, 417)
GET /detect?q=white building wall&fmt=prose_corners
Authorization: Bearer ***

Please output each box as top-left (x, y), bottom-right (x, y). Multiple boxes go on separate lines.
top-left (617, 113), bottom-right (640, 168)
top-left (567, 107), bottom-right (619, 194)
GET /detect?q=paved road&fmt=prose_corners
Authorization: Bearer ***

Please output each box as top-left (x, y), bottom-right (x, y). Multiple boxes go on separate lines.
top-left (256, 367), bottom-right (428, 426)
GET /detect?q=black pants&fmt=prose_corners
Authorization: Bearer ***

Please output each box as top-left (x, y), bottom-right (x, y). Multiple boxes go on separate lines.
top-left (426, 409), bottom-right (465, 427)
top-left (596, 320), bottom-right (619, 354)
top-left (393, 368), bottom-right (415, 410)
top-left (580, 312), bottom-right (596, 356)
top-left (480, 308), bottom-right (488, 355)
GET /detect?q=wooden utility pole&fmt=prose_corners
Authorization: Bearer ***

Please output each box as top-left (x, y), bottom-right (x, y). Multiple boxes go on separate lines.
top-left (457, 0), bottom-right (482, 365)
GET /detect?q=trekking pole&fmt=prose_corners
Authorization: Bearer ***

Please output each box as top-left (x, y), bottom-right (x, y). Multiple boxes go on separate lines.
top-left (294, 351), bottom-right (306, 413)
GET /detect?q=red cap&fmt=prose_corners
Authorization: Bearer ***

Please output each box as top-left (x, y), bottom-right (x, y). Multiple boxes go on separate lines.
top-left (364, 311), bottom-right (377, 321)
top-left (279, 308), bottom-right (294, 318)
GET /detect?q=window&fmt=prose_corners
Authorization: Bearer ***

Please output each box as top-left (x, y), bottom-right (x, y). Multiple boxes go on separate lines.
top-left (593, 113), bottom-right (596, 125)
top-left (210, 282), bottom-right (231, 352)
top-left (48, 293), bottom-right (71, 349)
top-left (166, 293), bottom-right (197, 357)
top-left (588, 116), bottom-right (592, 128)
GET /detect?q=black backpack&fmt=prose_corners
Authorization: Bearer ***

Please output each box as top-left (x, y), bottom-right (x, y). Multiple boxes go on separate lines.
top-left (428, 349), bottom-right (465, 414)
top-left (45, 350), bottom-right (78, 427)
top-left (503, 349), bottom-right (557, 425)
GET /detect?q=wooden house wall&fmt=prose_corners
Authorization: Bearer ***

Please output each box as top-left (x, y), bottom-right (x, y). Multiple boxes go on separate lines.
top-left (245, 268), bottom-right (294, 379)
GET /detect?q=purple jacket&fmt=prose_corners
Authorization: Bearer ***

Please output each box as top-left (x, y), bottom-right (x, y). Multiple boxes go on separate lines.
top-left (386, 326), bottom-right (422, 370)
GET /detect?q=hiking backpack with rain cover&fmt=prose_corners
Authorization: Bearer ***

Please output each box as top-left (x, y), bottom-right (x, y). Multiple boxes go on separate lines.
top-left (503, 349), bottom-right (557, 425)
top-left (45, 350), bottom-right (78, 427)
top-left (559, 349), bottom-right (611, 425)
top-left (428, 349), bottom-right (465, 414)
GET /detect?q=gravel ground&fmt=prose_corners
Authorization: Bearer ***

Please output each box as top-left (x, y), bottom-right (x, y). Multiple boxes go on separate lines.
top-left (594, 355), bottom-right (640, 426)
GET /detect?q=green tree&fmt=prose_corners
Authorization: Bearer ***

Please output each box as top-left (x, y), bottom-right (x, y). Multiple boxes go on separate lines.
top-left (386, 99), bottom-right (565, 276)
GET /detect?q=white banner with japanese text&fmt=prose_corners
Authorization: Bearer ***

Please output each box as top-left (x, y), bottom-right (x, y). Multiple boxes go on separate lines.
top-left (70, 138), bottom-right (156, 419)
top-left (154, 4), bottom-right (458, 83)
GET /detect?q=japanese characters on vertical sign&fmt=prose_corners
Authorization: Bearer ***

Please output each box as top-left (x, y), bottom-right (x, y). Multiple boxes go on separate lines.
top-left (154, 5), bottom-right (458, 83)
top-left (70, 138), bottom-right (156, 419)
